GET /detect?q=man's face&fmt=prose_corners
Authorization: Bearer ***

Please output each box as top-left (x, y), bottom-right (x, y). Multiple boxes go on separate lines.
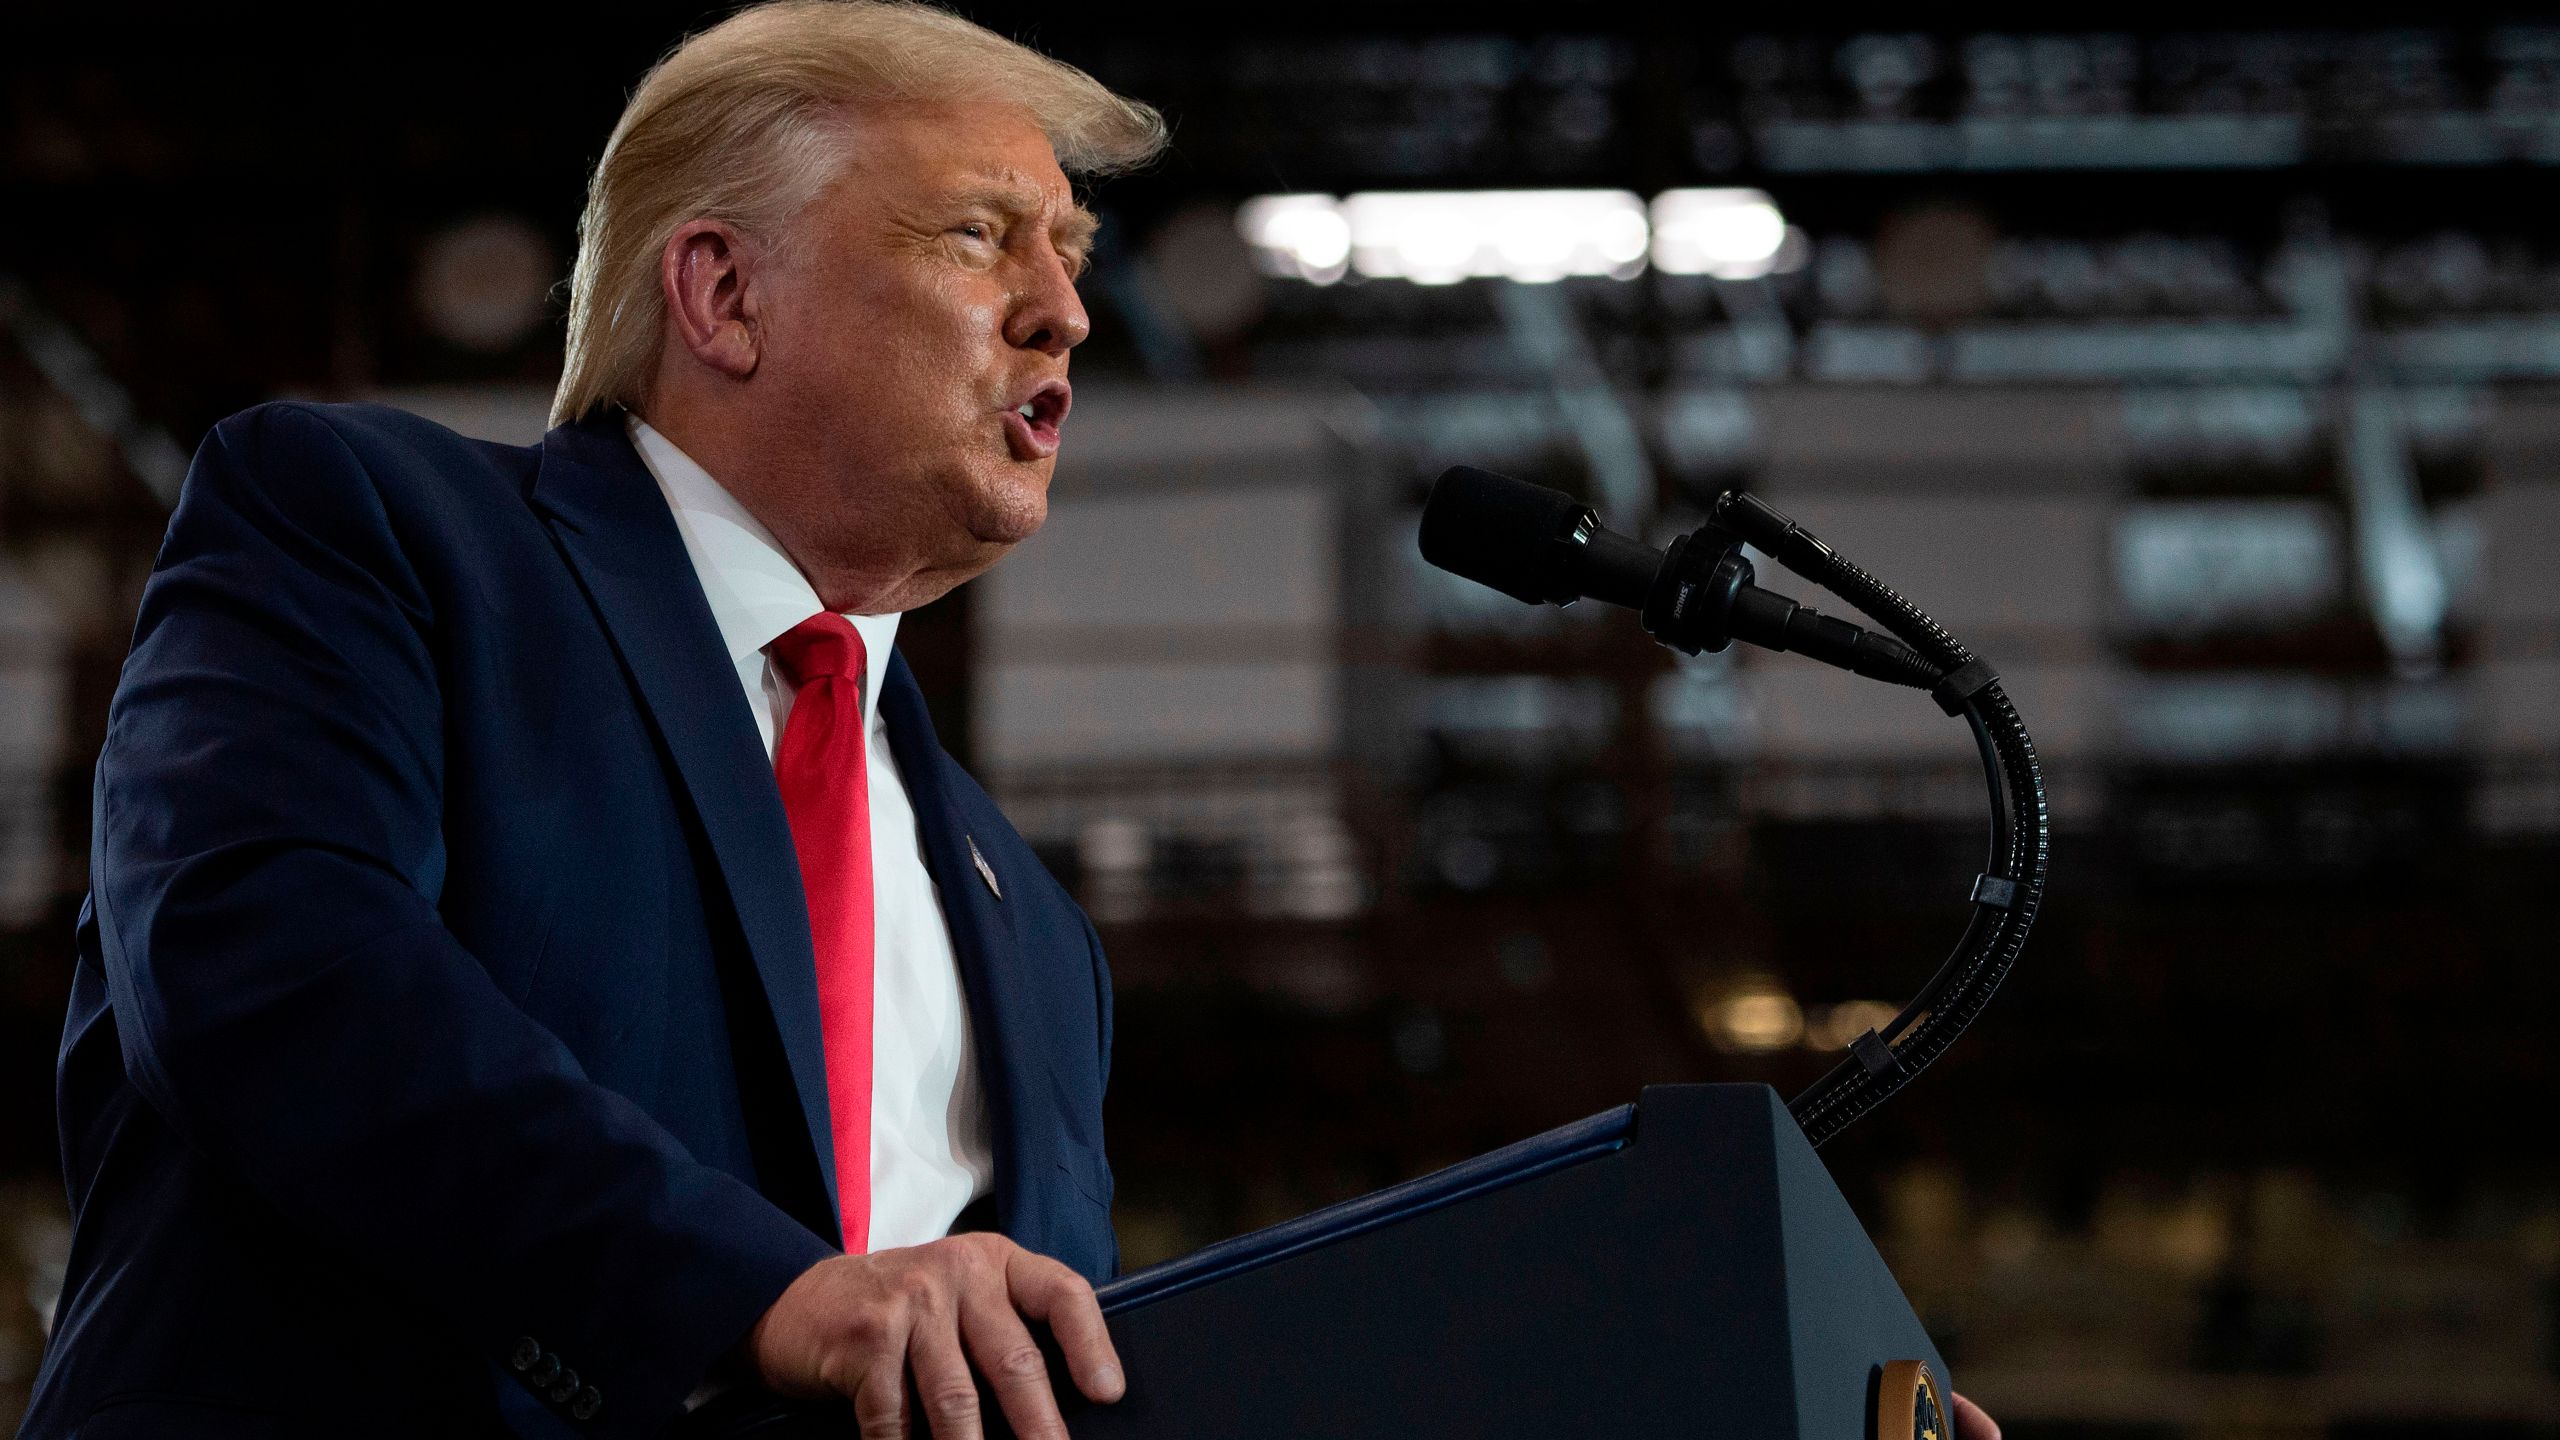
top-left (750, 100), bottom-right (1094, 589)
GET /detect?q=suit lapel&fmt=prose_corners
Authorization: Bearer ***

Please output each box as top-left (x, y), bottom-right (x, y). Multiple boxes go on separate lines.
top-left (876, 654), bottom-right (1051, 1235)
top-left (528, 412), bottom-right (842, 1236)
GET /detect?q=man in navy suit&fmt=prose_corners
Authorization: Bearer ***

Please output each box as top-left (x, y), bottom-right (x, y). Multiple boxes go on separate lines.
top-left (22, 4), bottom-right (1167, 1437)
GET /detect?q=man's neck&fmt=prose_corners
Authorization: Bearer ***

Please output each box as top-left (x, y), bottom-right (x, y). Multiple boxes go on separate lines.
top-left (629, 400), bottom-right (953, 615)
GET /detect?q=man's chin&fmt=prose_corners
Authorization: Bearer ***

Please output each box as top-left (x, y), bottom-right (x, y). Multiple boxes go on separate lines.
top-left (963, 467), bottom-right (1051, 545)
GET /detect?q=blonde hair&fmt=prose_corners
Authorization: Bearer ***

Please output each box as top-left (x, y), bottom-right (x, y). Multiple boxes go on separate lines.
top-left (551, 0), bottom-right (1166, 426)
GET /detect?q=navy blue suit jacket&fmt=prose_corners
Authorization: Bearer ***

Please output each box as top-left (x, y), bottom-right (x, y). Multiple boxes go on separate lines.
top-left (21, 404), bottom-right (1118, 1440)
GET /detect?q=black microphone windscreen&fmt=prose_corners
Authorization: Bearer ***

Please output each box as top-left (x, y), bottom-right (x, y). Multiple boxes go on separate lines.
top-left (1418, 466), bottom-right (1586, 606)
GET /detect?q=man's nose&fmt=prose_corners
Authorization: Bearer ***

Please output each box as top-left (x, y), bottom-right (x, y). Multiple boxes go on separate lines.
top-left (1007, 257), bottom-right (1091, 355)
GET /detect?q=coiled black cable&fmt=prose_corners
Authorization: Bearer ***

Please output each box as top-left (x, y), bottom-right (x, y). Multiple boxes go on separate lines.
top-left (1711, 493), bottom-right (2052, 1147)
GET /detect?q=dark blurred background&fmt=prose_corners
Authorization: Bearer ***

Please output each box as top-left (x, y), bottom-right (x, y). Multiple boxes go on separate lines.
top-left (5, 2), bottom-right (2560, 1434)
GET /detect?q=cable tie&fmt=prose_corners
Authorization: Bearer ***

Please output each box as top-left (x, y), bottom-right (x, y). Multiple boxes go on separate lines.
top-left (1931, 658), bottom-right (1999, 717)
top-left (1970, 873), bottom-right (2019, 910)
top-left (1850, 1029), bottom-right (1900, 1077)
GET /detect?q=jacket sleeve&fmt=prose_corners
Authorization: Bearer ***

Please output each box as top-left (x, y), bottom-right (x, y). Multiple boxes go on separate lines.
top-left (90, 403), bottom-right (837, 1436)
top-left (1079, 908), bottom-right (1119, 1279)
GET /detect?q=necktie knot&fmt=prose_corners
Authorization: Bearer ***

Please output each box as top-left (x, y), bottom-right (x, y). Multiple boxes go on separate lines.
top-left (770, 612), bottom-right (866, 690)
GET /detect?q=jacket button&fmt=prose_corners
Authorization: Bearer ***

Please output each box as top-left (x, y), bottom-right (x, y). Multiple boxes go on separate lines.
top-left (571, 1386), bottom-right (603, 1421)
top-left (528, 1353), bottom-right (562, 1387)
top-left (510, 1337), bottom-right (541, 1372)
top-left (549, 1368), bottom-right (582, 1404)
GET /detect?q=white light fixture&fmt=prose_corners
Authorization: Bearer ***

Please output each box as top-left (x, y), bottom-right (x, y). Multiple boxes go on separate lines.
top-left (1235, 193), bottom-right (1354, 284)
top-left (1649, 188), bottom-right (1800, 280)
top-left (1345, 190), bottom-right (1649, 284)
top-left (1238, 190), bottom-right (1652, 285)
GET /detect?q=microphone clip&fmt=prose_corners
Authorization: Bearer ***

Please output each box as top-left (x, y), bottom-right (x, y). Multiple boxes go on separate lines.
top-left (1640, 524), bottom-right (1940, 689)
top-left (1639, 528), bottom-right (1753, 656)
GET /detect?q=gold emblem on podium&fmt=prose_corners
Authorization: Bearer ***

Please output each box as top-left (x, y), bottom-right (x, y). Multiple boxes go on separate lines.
top-left (1874, 1359), bottom-right (1949, 1440)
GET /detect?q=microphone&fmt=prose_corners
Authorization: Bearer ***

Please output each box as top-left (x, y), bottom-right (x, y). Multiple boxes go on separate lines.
top-left (1418, 466), bottom-right (1937, 688)
top-left (1423, 469), bottom-right (2048, 1151)
top-left (1416, 465), bottom-right (1660, 610)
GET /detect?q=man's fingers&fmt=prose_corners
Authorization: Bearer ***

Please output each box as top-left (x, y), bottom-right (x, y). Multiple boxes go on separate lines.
top-left (908, 1315), bottom-right (985, 1440)
top-left (850, 1353), bottom-right (916, 1440)
top-left (1951, 1392), bottom-right (2001, 1440)
top-left (1006, 1250), bottom-right (1124, 1404)
top-left (960, 1288), bottom-right (1072, 1440)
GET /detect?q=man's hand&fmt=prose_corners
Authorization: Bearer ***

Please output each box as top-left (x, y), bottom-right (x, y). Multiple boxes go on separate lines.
top-left (746, 1233), bottom-right (1124, 1440)
top-left (1952, 1392), bottom-right (2001, 1440)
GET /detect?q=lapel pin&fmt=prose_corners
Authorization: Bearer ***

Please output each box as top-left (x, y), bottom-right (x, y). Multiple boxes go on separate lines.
top-left (968, 834), bottom-right (1002, 900)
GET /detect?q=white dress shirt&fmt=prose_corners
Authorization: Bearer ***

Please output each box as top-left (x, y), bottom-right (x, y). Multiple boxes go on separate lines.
top-left (629, 415), bottom-right (993, 1252)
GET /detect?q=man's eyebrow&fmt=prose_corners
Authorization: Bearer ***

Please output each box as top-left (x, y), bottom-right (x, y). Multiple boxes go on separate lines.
top-left (949, 183), bottom-right (1046, 218)
top-left (1056, 206), bottom-right (1100, 259)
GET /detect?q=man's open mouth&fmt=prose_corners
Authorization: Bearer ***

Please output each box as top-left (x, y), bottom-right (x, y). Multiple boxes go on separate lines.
top-left (1004, 381), bottom-right (1071, 461)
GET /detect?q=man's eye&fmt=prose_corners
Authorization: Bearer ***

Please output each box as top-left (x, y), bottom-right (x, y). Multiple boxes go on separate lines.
top-left (956, 223), bottom-right (994, 243)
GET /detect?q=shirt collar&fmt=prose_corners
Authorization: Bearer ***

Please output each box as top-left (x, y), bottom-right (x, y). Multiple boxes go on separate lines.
top-left (627, 414), bottom-right (901, 722)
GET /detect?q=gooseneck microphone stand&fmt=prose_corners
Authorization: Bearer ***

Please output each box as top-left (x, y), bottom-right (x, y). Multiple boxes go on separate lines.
top-left (1704, 492), bottom-right (2050, 1146)
top-left (1418, 468), bottom-right (2051, 1146)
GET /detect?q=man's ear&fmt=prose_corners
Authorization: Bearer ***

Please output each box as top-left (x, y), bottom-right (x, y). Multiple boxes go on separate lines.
top-left (659, 219), bottom-right (764, 381)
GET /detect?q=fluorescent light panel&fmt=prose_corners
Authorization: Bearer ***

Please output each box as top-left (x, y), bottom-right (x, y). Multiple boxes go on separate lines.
top-left (1239, 188), bottom-right (1802, 285)
top-left (1239, 189), bottom-right (1659, 285)
top-left (1648, 188), bottom-right (1794, 279)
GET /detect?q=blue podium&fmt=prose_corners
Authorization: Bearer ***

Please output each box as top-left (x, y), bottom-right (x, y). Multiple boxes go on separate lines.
top-left (693, 1083), bottom-right (1952, 1438)
top-left (1050, 1083), bottom-right (1949, 1438)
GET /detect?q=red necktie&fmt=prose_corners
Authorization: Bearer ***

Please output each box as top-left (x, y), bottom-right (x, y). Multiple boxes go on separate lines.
top-left (769, 614), bottom-right (874, 1253)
